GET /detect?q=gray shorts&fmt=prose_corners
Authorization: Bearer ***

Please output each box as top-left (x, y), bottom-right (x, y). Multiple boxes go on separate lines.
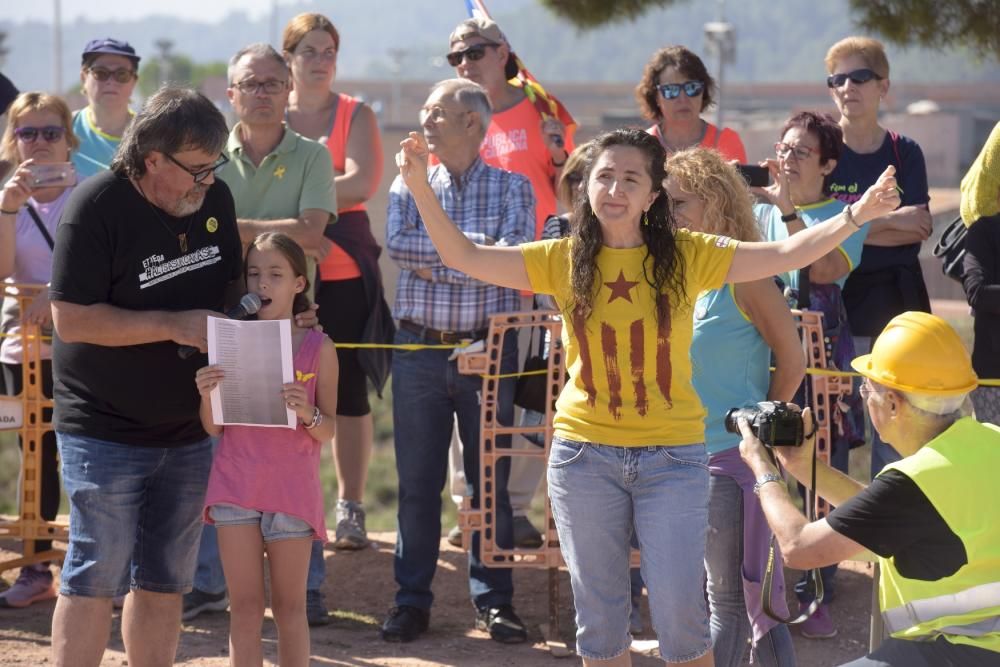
top-left (208, 504), bottom-right (314, 542)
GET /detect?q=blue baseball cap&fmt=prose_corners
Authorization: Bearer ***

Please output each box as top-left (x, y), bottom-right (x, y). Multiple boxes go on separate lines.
top-left (81, 38), bottom-right (141, 66)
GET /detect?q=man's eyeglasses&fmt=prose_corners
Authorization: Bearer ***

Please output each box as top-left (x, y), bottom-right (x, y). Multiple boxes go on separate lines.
top-left (14, 126), bottom-right (66, 143)
top-left (86, 67), bottom-right (137, 84)
top-left (774, 142), bottom-right (816, 161)
top-left (859, 380), bottom-right (882, 401)
top-left (658, 80), bottom-right (705, 100)
top-left (826, 68), bottom-right (883, 89)
top-left (165, 153), bottom-right (230, 183)
top-left (231, 79), bottom-right (288, 95)
top-left (419, 105), bottom-right (470, 124)
top-left (445, 43), bottom-right (497, 67)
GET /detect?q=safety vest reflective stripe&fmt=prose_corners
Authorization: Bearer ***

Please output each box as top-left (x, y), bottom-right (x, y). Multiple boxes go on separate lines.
top-left (937, 617), bottom-right (1000, 638)
top-left (882, 581), bottom-right (1000, 635)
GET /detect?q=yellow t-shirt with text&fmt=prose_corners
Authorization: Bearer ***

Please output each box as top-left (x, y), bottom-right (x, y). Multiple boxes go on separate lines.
top-left (521, 230), bottom-right (737, 446)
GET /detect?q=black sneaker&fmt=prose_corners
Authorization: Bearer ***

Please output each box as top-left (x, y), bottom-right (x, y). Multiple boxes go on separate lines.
top-left (182, 588), bottom-right (229, 621)
top-left (380, 605), bottom-right (430, 642)
top-left (513, 516), bottom-right (543, 549)
top-left (476, 604), bottom-right (528, 644)
top-left (307, 589), bottom-right (330, 627)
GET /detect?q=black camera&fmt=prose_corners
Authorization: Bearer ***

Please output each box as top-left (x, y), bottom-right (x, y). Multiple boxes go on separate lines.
top-left (724, 401), bottom-right (804, 447)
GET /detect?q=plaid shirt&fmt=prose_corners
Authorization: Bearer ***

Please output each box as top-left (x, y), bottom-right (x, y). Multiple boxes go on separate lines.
top-left (386, 157), bottom-right (534, 331)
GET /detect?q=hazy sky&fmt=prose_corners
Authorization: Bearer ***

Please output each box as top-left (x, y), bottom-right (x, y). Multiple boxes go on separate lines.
top-left (7, 0), bottom-right (278, 24)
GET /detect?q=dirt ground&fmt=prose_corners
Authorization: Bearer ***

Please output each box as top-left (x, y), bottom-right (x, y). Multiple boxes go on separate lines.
top-left (0, 532), bottom-right (876, 666)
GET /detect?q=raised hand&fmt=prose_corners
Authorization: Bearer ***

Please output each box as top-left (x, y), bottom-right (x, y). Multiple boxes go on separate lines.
top-left (0, 160), bottom-right (36, 213)
top-left (853, 165), bottom-right (901, 225)
top-left (396, 131), bottom-right (430, 189)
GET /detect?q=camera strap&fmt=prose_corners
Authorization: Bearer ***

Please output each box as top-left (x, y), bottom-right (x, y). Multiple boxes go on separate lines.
top-left (25, 204), bottom-right (56, 252)
top-left (760, 393), bottom-right (824, 624)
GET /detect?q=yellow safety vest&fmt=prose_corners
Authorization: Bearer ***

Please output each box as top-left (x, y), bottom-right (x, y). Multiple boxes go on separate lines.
top-left (878, 417), bottom-right (1000, 653)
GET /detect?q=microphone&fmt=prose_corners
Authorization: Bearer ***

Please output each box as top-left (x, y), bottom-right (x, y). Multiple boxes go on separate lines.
top-left (178, 293), bottom-right (263, 360)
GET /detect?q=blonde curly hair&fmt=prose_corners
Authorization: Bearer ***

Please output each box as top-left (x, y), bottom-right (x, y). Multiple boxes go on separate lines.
top-left (664, 147), bottom-right (761, 242)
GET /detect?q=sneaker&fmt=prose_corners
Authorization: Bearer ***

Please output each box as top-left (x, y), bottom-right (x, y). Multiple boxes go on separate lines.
top-left (306, 589), bottom-right (330, 626)
top-left (799, 602), bottom-right (838, 639)
top-left (446, 525), bottom-right (463, 548)
top-left (381, 605), bottom-right (430, 642)
top-left (629, 597), bottom-right (644, 635)
top-left (476, 604), bottom-right (528, 644)
top-left (181, 588), bottom-right (229, 621)
top-left (333, 500), bottom-right (369, 550)
top-left (513, 515), bottom-right (543, 549)
top-left (0, 565), bottom-right (56, 608)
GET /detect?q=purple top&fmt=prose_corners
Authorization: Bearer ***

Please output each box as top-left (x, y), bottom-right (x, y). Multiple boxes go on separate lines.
top-left (709, 446), bottom-right (790, 643)
top-left (1, 188), bottom-right (73, 364)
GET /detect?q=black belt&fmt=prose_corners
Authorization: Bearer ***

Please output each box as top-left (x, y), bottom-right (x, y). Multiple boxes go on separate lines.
top-left (399, 319), bottom-right (488, 344)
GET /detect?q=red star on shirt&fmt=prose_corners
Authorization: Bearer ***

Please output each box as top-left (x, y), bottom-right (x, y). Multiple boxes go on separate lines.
top-left (604, 269), bottom-right (640, 304)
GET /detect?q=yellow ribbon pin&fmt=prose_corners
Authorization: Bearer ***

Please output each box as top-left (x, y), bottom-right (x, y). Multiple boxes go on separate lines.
top-left (274, 165), bottom-right (286, 180)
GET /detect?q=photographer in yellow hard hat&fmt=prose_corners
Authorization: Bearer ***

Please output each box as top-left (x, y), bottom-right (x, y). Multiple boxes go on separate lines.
top-left (738, 311), bottom-right (1000, 666)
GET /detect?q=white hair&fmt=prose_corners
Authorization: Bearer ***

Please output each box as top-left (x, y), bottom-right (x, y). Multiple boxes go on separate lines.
top-left (430, 78), bottom-right (493, 131)
top-left (901, 390), bottom-right (969, 417)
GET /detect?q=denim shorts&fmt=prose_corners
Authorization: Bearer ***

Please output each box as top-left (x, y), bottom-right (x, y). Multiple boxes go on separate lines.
top-left (208, 504), bottom-right (314, 542)
top-left (57, 432), bottom-right (213, 598)
top-left (547, 436), bottom-right (712, 661)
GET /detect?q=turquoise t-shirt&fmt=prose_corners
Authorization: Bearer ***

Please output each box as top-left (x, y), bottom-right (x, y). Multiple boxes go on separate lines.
top-left (755, 198), bottom-right (867, 289)
top-left (71, 107), bottom-right (130, 179)
top-left (691, 284), bottom-right (771, 455)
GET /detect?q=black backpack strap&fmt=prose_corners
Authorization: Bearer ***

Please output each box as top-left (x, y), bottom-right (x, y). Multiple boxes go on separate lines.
top-left (24, 204), bottom-right (56, 251)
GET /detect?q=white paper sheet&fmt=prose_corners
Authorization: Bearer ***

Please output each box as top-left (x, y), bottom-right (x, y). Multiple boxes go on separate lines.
top-left (207, 316), bottom-right (296, 428)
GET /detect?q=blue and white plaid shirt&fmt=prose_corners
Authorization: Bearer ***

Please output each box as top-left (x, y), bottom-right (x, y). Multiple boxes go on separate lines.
top-left (386, 157), bottom-right (534, 332)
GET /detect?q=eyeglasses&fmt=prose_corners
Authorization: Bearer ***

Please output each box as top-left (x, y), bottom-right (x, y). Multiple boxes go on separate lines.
top-left (165, 153), bottom-right (230, 183)
top-left (774, 142), bottom-right (817, 161)
top-left (658, 80), bottom-right (705, 100)
top-left (826, 68), bottom-right (883, 89)
top-left (231, 79), bottom-right (288, 95)
top-left (860, 380), bottom-right (882, 401)
top-left (418, 105), bottom-right (470, 124)
top-left (445, 43), bottom-right (497, 67)
top-left (86, 66), bottom-right (137, 84)
top-left (14, 126), bottom-right (66, 143)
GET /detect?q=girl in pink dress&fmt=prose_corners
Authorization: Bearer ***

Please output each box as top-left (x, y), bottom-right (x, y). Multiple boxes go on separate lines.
top-left (195, 232), bottom-right (339, 667)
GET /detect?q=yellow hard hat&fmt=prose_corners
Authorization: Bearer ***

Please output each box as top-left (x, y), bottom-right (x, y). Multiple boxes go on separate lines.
top-left (851, 312), bottom-right (978, 395)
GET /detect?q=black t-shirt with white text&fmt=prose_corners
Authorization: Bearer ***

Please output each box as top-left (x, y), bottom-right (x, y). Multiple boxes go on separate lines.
top-left (50, 170), bottom-right (243, 447)
top-left (826, 469), bottom-right (967, 581)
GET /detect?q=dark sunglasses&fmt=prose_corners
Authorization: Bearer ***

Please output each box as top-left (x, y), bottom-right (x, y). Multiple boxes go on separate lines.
top-left (826, 68), bottom-right (883, 89)
top-left (87, 66), bottom-right (137, 83)
top-left (14, 126), bottom-right (66, 143)
top-left (658, 80), bottom-right (705, 100)
top-left (445, 43), bottom-right (497, 67)
top-left (165, 152), bottom-right (230, 184)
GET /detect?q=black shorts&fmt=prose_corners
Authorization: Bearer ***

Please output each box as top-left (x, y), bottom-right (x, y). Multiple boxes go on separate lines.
top-left (315, 277), bottom-right (371, 417)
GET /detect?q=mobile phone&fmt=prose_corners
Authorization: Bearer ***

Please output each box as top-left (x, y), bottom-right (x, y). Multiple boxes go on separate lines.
top-left (28, 162), bottom-right (77, 188)
top-left (736, 164), bottom-right (770, 188)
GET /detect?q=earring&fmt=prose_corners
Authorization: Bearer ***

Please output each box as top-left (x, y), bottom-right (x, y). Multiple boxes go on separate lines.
top-left (643, 211), bottom-right (650, 226)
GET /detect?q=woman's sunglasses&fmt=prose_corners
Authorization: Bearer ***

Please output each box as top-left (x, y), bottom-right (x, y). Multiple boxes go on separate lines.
top-left (86, 66), bottom-right (137, 84)
top-left (14, 126), bottom-right (66, 143)
top-left (826, 68), bottom-right (883, 89)
top-left (445, 43), bottom-right (497, 67)
top-left (658, 80), bottom-right (705, 100)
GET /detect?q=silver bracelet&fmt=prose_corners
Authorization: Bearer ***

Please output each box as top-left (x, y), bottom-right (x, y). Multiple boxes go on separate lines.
top-left (303, 406), bottom-right (322, 430)
top-left (753, 472), bottom-right (784, 496)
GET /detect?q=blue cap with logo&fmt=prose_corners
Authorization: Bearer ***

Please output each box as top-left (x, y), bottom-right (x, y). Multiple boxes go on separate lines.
top-left (81, 38), bottom-right (141, 66)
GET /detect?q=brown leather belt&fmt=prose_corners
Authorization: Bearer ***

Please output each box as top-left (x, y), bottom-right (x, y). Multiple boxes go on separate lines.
top-left (398, 319), bottom-right (488, 345)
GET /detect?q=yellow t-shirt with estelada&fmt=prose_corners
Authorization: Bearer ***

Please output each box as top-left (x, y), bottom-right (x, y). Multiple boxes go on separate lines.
top-left (521, 230), bottom-right (738, 447)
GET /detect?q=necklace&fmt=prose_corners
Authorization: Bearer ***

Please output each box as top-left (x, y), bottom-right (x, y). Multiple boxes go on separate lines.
top-left (134, 179), bottom-right (195, 253)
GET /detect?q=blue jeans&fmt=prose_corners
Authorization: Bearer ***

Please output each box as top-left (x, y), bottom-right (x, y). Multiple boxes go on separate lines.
top-left (853, 335), bottom-right (902, 479)
top-left (57, 432), bottom-right (213, 597)
top-left (548, 438), bottom-right (712, 662)
top-left (706, 473), bottom-right (796, 667)
top-left (391, 326), bottom-right (517, 611)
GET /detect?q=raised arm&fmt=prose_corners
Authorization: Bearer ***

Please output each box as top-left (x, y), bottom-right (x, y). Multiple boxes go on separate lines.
top-left (727, 166), bottom-right (900, 285)
top-left (395, 132), bottom-right (532, 292)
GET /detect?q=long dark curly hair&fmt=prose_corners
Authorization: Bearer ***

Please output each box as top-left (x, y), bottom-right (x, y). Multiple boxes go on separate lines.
top-left (569, 128), bottom-right (686, 324)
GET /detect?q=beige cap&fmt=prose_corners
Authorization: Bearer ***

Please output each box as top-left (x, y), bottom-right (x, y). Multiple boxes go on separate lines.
top-left (449, 17), bottom-right (508, 47)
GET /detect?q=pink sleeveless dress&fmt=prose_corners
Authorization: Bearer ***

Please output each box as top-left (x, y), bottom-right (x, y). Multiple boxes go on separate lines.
top-left (203, 329), bottom-right (328, 541)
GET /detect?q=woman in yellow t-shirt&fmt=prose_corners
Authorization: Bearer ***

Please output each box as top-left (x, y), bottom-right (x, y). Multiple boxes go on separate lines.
top-left (394, 126), bottom-right (899, 667)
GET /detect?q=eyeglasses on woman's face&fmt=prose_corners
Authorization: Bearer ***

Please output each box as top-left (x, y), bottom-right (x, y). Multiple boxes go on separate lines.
top-left (86, 66), bottom-right (137, 84)
top-left (658, 80), bottom-right (704, 100)
top-left (14, 126), bottom-right (66, 143)
top-left (826, 68), bottom-right (883, 89)
top-left (774, 142), bottom-right (816, 161)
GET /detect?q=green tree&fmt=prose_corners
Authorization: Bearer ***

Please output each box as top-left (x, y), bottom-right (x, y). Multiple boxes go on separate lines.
top-left (138, 57), bottom-right (226, 97)
top-left (539, 0), bottom-right (1000, 60)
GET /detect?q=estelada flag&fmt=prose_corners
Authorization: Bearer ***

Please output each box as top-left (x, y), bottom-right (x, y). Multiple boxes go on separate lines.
top-left (464, 0), bottom-right (577, 135)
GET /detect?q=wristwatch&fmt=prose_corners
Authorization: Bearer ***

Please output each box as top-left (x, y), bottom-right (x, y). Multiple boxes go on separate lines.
top-left (753, 472), bottom-right (784, 496)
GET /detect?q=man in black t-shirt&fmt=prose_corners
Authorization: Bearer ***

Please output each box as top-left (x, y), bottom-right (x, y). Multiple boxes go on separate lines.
top-left (47, 87), bottom-right (242, 667)
top-left (737, 312), bottom-right (1000, 666)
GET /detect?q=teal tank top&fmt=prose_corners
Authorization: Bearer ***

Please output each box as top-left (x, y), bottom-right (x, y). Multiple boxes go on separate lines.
top-left (691, 284), bottom-right (771, 455)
